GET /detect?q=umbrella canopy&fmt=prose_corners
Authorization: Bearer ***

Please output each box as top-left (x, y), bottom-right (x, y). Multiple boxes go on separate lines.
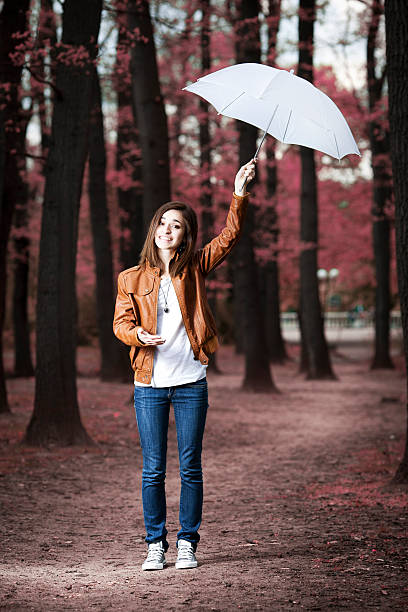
top-left (183, 63), bottom-right (360, 160)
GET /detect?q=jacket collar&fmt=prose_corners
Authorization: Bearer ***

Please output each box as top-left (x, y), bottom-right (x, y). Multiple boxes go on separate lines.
top-left (146, 260), bottom-right (161, 277)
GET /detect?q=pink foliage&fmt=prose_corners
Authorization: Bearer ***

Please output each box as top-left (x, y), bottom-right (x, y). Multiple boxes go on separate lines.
top-left (5, 1), bottom-right (395, 320)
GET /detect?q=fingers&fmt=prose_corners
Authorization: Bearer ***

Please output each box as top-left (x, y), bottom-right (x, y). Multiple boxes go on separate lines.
top-left (138, 330), bottom-right (166, 345)
top-left (242, 159), bottom-right (256, 182)
top-left (144, 339), bottom-right (165, 346)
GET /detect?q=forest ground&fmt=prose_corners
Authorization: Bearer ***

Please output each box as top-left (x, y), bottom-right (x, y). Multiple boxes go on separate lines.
top-left (0, 334), bottom-right (407, 611)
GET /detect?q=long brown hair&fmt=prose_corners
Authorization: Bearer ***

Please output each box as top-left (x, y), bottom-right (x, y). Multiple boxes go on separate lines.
top-left (139, 201), bottom-right (198, 277)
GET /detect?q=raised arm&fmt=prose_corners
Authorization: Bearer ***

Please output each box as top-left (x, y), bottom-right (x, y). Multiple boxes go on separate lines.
top-left (198, 159), bottom-right (256, 276)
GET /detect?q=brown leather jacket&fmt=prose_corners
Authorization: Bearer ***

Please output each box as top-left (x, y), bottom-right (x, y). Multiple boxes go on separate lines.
top-left (113, 192), bottom-right (249, 384)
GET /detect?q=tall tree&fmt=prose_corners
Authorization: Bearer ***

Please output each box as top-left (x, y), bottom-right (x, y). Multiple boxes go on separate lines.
top-left (115, 15), bottom-right (144, 270)
top-left (263, 0), bottom-right (287, 364)
top-left (11, 0), bottom-right (56, 379)
top-left (25, 0), bottom-right (103, 445)
top-left (384, 0), bottom-right (408, 484)
top-left (12, 110), bottom-right (34, 378)
top-left (199, 0), bottom-right (220, 373)
top-left (366, 0), bottom-right (394, 369)
top-left (297, 0), bottom-right (334, 379)
top-left (88, 67), bottom-right (129, 381)
top-left (234, 0), bottom-right (277, 392)
top-left (127, 0), bottom-right (171, 228)
top-left (0, 0), bottom-right (30, 412)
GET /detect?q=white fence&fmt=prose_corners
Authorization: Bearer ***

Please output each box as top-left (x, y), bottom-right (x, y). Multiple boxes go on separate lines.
top-left (280, 311), bottom-right (402, 329)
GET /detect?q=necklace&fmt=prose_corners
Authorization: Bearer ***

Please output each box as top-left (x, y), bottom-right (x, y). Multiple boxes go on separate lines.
top-left (160, 279), bottom-right (171, 313)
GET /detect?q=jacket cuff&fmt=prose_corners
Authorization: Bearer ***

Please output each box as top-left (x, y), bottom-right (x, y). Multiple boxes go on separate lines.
top-left (135, 326), bottom-right (146, 346)
top-left (233, 191), bottom-right (250, 199)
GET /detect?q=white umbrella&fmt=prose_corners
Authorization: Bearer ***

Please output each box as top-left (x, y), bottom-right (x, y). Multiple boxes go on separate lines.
top-left (183, 63), bottom-right (360, 161)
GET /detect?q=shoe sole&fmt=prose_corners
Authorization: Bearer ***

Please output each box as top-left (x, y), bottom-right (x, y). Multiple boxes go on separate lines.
top-left (175, 561), bottom-right (198, 570)
top-left (142, 560), bottom-right (167, 571)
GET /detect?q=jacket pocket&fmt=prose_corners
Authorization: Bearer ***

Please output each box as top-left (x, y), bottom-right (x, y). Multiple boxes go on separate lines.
top-left (126, 276), bottom-right (155, 296)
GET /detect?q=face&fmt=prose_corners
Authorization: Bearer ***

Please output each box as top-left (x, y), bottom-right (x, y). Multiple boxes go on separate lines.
top-left (154, 209), bottom-right (185, 253)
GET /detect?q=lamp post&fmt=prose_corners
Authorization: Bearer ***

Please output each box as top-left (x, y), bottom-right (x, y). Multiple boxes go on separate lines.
top-left (317, 268), bottom-right (339, 314)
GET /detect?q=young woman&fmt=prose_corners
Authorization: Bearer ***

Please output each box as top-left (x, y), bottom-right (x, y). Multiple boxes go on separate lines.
top-left (113, 159), bottom-right (256, 570)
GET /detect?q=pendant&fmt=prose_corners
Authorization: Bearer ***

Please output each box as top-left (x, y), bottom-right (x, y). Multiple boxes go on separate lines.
top-left (164, 307), bottom-right (169, 313)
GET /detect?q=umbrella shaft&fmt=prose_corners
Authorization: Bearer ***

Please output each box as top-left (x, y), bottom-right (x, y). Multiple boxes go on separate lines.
top-left (254, 128), bottom-right (268, 160)
top-left (254, 104), bottom-right (279, 160)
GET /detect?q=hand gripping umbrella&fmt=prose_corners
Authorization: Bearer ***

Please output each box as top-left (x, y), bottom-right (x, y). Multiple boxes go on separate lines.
top-left (183, 63), bottom-right (360, 161)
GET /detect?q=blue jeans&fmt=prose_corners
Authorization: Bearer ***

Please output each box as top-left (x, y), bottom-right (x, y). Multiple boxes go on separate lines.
top-left (134, 378), bottom-right (208, 551)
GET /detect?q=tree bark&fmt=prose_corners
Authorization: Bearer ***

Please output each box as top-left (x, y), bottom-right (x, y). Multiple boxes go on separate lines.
top-left (384, 0), bottom-right (408, 483)
top-left (127, 0), bottom-right (171, 228)
top-left (115, 20), bottom-right (144, 271)
top-left (88, 67), bottom-right (130, 381)
top-left (36, 0), bottom-right (57, 152)
top-left (11, 0), bottom-right (58, 380)
top-left (297, 0), bottom-right (335, 379)
top-left (234, 0), bottom-right (277, 392)
top-left (367, 0), bottom-right (394, 369)
top-left (0, 0), bottom-right (30, 412)
top-left (199, 0), bottom-right (220, 374)
top-left (25, 0), bottom-right (102, 445)
top-left (12, 113), bottom-right (35, 378)
top-left (263, 0), bottom-right (287, 363)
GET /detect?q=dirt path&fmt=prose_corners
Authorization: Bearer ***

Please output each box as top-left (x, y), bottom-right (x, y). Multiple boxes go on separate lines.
top-left (0, 345), bottom-right (407, 611)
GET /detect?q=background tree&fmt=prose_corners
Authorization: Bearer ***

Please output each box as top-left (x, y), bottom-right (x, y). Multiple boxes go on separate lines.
top-left (233, 0), bottom-right (277, 392)
top-left (262, 0), bottom-right (288, 364)
top-left (0, 0), bottom-right (30, 412)
top-left (115, 13), bottom-right (144, 270)
top-left (198, 0), bottom-right (220, 373)
top-left (11, 0), bottom-right (56, 379)
top-left (25, 0), bottom-right (103, 445)
top-left (88, 66), bottom-right (129, 381)
top-left (11, 107), bottom-right (34, 378)
top-left (127, 0), bottom-right (171, 228)
top-left (384, 0), bottom-right (408, 484)
top-left (297, 0), bottom-right (334, 379)
top-left (366, 0), bottom-right (394, 369)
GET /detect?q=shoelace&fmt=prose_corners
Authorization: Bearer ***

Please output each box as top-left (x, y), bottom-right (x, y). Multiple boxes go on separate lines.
top-left (177, 542), bottom-right (195, 560)
top-left (146, 543), bottom-right (164, 562)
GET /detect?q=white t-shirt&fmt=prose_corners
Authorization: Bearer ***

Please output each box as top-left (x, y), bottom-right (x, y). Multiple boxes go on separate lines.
top-left (134, 276), bottom-right (207, 388)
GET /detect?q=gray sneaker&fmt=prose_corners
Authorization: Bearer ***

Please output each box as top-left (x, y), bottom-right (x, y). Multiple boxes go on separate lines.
top-left (175, 539), bottom-right (198, 569)
top-left (142, 541), bottom-right (167, 571)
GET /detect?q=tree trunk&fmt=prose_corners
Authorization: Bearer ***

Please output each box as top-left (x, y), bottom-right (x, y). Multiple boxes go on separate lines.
top-left (263, 0), bottom-right (287, 364)
top-left (0, 0), bottom-right (30, 412)
top-left (37, 0), bottom-right (57, 152)
top-left (12, 121), bottom-right (35, 378)
top-left (367, 0), bottom-right (394, 369)
top-left (11, 0), bottom-right (58, 380)
top-left (297, 0), bottom-right (335, 379)
top-left (25, 0), bottom-right (102, 445)
top-left (264, 142), bottom-right (287, 364)
top-left (384, 0), bottom-right (408, 484)
top-left (88, 67), bottom-right (130, 382)
top-left (372, 217), bottom-right (393, 368)
top-left (234, 0), bottom-right (277, 392)
top-left (199, 0), bottom-right (220, 374)
top-left (170, 6), bottom-right (194, 168)
top-left (127, 0), bottom-right (171, 228)
top-left (115, 21), bottom-right (144, 271)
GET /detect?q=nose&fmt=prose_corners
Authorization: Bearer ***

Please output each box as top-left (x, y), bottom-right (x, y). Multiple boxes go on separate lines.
top-left (165, 224), bottom-right (171, 234)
